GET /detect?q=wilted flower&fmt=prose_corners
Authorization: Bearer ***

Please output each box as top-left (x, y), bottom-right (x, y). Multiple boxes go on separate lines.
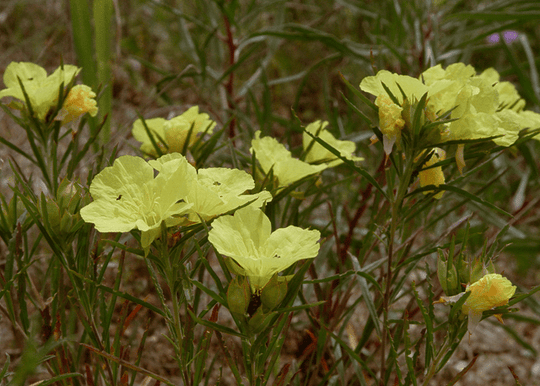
top-left (0, 62), bottom-right (81, 121)
top-left (208, 206), bottom-right (320, 291)
top-left (132, 106), bottom-right (216, 156)
top-left (302, 120), bottom-right (363, 166)
top-left (250, 131), bottom-right (327, 188)
top-left (80, 155), bottom-right (193, 250)
top-left (436, 273), bottom-right (516, 335)
top-left (418, 148), bottom-right (446, 199)
top-left (56, 85), bottom-right (98, 124)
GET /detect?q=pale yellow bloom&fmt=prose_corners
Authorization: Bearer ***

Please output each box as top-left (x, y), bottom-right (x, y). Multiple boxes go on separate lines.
top-left (479, 68), bottom-right (526, 111)
top-left (208, 206), bottom-right (320, 291)
top-left (0, 62), bottom-right (81, 121)
top-left (360, 70), bottom-right (428, 104)
top-left (251, 131), bottom-right (327, 188)
top-left (132, 106), bottom-right (216, 156)
top-left (302, 120), bottom-right (363, 166)
top-left (360, 71), bottom-right (427, 154)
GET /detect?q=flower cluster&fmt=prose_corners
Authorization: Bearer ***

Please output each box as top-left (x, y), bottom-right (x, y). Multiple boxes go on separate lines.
top-left (361, 63), bottom-right (540, 197)
top-left (80, 153), bottom-right (272, 251)
top-left (0, 62), bottom-right (97, 123)
top-left (361, 63), bottom-right (540, 155)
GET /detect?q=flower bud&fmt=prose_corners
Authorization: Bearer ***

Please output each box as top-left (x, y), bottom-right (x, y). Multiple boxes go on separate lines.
top-left (260, 274), bottom-right (288, 311)
top-left (437, 252), bottom-right (459, 295)
top-left (40, 179), bottom-right (86, 240)
top-left (226, 276), bottom-right (251, 316)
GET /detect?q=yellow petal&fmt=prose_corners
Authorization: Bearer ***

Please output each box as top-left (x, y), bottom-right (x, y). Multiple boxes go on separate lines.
top-left (418, 148), bottom-right (446, 199)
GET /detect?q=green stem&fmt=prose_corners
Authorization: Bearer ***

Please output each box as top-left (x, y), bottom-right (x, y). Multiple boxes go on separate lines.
top-left (380, 152), bottom-right (416, 384)
top-left (422, 339), bottom-right (449, 386)
top-left (160, 226), bottom-right (190, 385)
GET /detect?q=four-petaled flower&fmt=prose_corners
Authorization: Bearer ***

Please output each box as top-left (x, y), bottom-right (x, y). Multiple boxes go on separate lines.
top-left (154, 154), bottom-right (272, 224)
top-left (208, 206), bottom-right (321, 291)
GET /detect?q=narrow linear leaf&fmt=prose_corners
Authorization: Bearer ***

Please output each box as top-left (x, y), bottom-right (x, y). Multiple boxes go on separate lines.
top-left (186, 309), bottom-right (247, 338)
top-left (358, 275), bottom-right (381, 338)
top-left (81, 344), bottom-right (175, 386)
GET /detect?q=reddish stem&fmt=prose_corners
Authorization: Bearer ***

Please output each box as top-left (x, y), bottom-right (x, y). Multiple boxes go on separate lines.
top-left (223, 12), bottom-right (237, 143)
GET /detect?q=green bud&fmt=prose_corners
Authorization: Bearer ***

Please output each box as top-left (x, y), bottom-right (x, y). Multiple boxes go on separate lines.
top-left (437, 255), bottom-right (449, 293)
top-left (226, 276), bottom-right (251, 316)
top-left (470, 258), bottom-right (485, 284)
top-left (260, 274), bottom-right (287, 311)
top-left (437, 250), bottom-right (459, 295)
top-left (39, 178), bottom-right (86, 240)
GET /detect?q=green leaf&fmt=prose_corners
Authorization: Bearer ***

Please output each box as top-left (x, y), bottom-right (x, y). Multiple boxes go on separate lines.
top-left (186, 308), bottom-right (247, 338)
top-left (358, 274), bottom-right (381, 338)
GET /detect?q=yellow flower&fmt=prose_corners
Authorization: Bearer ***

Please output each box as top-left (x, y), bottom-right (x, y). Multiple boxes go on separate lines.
top-left (375, 95), bottom-right (406, 154)
top-left (250, 131), bottom-right (327, 188)
top-left (132, 106), bottom-right (216, 156)
top-left (479, 68), bottom-right (526, 111)
top-left (360, 70), bottom-right (429, 104)
top-left (0, 62), bottom-right (80, 121)
top-left (208, 206), bottom-right (320, 291)
top-left (360, 70), bottom-right (428, 154)
top-left (57, 85), bottom-right (98, 124)
top-left (150, 153), bottom-right (272, 225)
top-left (184, 166), bottom-right (272, 223)
top-left (418, 148), bottom-right (446, 199)
top-left (422, 64), bottom-right (520, 147)
top-left (303, 120), bottom-right (363, 166)
top-left (462, 273), bottom-right (516, 334)
top-left (80, 155), bottom-right (193, 251)
top-left (436, 273), bottom-right (516, 335)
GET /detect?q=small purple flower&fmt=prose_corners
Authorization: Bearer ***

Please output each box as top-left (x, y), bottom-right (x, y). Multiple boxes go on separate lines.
top-left (487, 30), bottom-right (519, 44)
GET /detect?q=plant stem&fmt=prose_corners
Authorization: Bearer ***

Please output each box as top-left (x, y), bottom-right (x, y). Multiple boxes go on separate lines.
top-left (422, 339), bottom-right (449, 385)
top-left (223, 10), bottom-right (237, 143)
top-left (380, 153), bottom-right (415, 385)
